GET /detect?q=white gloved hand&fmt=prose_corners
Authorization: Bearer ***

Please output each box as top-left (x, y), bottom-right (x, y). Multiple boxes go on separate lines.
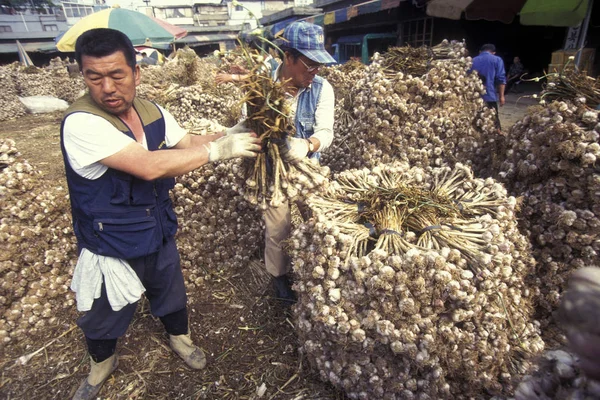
top-left (205, 133), bottom-right (261, 162)
top-left (225, 120), bottom-right (248, 135)
top-left (282, 137), bottom-right (309, 163)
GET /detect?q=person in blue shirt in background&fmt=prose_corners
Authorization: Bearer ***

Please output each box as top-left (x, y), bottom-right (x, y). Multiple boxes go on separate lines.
top-left (471, 43), bottom-right (506, 132)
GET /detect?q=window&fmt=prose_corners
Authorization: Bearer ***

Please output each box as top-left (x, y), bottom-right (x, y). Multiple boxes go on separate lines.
top-left (0, 25), bottom-right (12, 32)
top-left (62, 3), bottom-right (95, 19)
top-left (43, 24), bottom-right (58, 31)
top-left (235, 5), bottom-right (243, 11)
top-left (164, 7), bottom-right (192, 18)
top-left (400, 18), bottom-right (433, 48)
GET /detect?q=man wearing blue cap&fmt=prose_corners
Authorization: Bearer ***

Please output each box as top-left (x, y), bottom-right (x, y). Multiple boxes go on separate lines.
top-left (264, 21), bottom-right (336, 303)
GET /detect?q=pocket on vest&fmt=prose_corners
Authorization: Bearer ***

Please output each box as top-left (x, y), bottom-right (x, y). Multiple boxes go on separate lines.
top-left (93, 216), bottom-right (160, 259)
top-left (110, 173), bottom-right (132, 205)
top-left (298, 119), bottom-right (314, 136)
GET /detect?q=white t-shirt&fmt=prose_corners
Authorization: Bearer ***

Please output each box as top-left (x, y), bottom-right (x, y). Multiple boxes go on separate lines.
top-left (63, 104), bottom-right (187, 179)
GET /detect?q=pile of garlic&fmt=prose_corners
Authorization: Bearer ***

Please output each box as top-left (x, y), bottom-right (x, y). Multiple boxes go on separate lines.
top-left (137, 51), bottom-right (242, 129)
top-left (513, 267), bottom-right (600, 400)
top-left (0, 63), bottom-right (29, 122)
top-left (496, 100), bottom-right (600, 315)
top-left (512, 349), bottom-right (600, 400)
top-left (0, 57), bottom-right (86, 121)
top-left (171, 120), bottom-right (265, 290)
top-left (13, 58), bottom-right (85, 103)
top-left (320, 40), bottom-right (496, 174)
top-left (288, 162), bottom-right (544, 399)
top-left (0, 139), bottom-right (77, 346)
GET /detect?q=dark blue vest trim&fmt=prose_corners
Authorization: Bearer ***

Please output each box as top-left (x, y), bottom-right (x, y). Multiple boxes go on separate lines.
top-left (60, 100), bottom-right (177, 259)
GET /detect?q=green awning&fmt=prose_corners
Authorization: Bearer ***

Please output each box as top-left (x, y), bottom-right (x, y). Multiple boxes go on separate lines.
top-left (520, 0), bottom-right (589, 27)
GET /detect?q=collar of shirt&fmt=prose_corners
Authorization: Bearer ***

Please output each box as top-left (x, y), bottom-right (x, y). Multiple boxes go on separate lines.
top-left (273, 64), bottom-right (309, 96)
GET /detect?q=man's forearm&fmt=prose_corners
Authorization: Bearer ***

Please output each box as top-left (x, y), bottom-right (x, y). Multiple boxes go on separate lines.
top-left (498, 84), bottom-right (505, 98)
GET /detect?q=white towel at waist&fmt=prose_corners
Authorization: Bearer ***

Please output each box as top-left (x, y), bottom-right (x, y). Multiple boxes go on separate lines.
top-left (70, 248), bottom-right (146, 312)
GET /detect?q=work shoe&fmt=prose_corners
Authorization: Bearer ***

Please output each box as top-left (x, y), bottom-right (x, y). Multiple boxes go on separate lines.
top-left (72, 354), bottom-right (118, 400)
top-left (273, 274), bottom-right (297, 305)
top-left (169, 333), bottom-right (207, 369)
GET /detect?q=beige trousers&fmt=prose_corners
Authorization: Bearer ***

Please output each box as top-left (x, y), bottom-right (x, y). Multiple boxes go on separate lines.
top-left (264, 200), bottom-right (291, 277)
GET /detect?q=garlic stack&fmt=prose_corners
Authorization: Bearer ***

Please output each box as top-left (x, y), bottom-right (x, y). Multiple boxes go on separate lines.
top-left (512, 349), bottom-right (600, 400)
top-left (495, 100), bottom-right (600, 315)
top-left (0, 63), bottom-right (29, 122)
top-left (170, 120), bottom-right (265, 292)
top-left (13, 58), bottom-right (86, 103)
top-left (288, 162), bottom-right (544, 399)
top-left (137, 50), bottom-right (242, 128)
top-left (320, 40), bottom-right (497, 174)
top-left (0, 139), bottom-right (77, 346)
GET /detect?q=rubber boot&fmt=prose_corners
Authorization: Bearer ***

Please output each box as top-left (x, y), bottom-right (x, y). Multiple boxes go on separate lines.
top-left (169, 333), bottom-right (207, 369)
top-left (72, 354), bottom-right (118, 400)
top-left (273, 274), bottom-right (297, 305)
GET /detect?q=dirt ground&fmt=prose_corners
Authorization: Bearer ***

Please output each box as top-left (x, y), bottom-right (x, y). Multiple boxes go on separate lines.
top-left (0, 112), bottom-right (345, 399)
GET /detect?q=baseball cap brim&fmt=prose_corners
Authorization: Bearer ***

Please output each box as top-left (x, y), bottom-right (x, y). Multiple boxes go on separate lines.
top-left (298, 48), bottom-right (337, 65)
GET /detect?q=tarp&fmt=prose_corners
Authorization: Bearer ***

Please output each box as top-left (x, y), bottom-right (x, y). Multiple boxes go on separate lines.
top-left (426, 0), bottom-right (474, 20)
top-left (520, 0), bottom-right (589, 27)
top-left (16, 40), bottom-right (34, 66)
top-left (426, 0), bottom-right (590, 26)
top-left (465, 0), bottom-right (528, 24)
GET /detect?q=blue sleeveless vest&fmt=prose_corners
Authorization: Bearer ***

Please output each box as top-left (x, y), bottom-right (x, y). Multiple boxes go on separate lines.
top-left (60, 94), bottom-right (177, 259)
top-left (271, 66), bottom-right (324, 160)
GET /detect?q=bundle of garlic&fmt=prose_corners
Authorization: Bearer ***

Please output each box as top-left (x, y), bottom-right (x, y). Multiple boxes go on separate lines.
top-left (13, 58), bottom-right (86, 103)
top-left (234, 48), bottom-right (330, 210)
top-left (512, 349), bottom-right (600, 400)
top-left (0, 139), bottom-right (77, 346)
top-left (157, 84), bottom-right (241, 129)
top-left (288, 162), bottom-right (544, 399)
top-left (136, 51), bottom-right (242, 128)
top-left (495, 100), bottom-right (600, 315)
top-left (0, 63), bottom-right (28, 121)
top-left (320, 40), bottom-right (496, 174)
top-left (318, 61), bottom-right (366, 136)
top-left (510, 268), bottom-right (600, 399)
top-left (541, 61), bottom-right (600, 109)
top-left (170, 120), bottom-right (265, 289)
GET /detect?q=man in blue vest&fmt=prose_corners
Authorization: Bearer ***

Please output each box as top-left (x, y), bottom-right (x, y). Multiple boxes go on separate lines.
top-left (471, 43), bottom-right (506, 131)
top-left (265, 21), bottom-right (336, 304)
top-left (61, 28), bottom-right (261, 400)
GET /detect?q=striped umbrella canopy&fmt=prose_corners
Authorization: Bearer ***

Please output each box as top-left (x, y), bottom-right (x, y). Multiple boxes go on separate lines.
top-left (426, 0), bottom-right (590, 26)
top-left (56, 7), bottom-right (187, 52)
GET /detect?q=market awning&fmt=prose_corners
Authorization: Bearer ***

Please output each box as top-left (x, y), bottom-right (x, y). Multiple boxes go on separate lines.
top-left (300, 0), bottom-right (403, 26)
top-left (425, 0), bottom-right (590, 26)
top-left (0, 41), bottom-right (57, 54)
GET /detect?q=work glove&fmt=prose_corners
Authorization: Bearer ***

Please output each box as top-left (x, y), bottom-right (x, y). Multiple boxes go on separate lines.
top-left (281, 137), bottom-right (309, 163)
top-left (205, 133), bottom-right (261, 162)
top-left (225, 119), bottom-right (248, 135)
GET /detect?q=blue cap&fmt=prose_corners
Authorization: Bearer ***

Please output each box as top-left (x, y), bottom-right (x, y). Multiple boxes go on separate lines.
top-left (282, 22), bottom-right (336, 65)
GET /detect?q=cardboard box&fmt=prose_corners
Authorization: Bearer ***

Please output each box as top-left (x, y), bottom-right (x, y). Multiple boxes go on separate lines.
top-left (549, 48), bottom-right (595, 76)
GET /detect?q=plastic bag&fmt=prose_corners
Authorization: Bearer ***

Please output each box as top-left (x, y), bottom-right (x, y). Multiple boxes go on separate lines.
top-left (18, 96), bottom-right (69, 114)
